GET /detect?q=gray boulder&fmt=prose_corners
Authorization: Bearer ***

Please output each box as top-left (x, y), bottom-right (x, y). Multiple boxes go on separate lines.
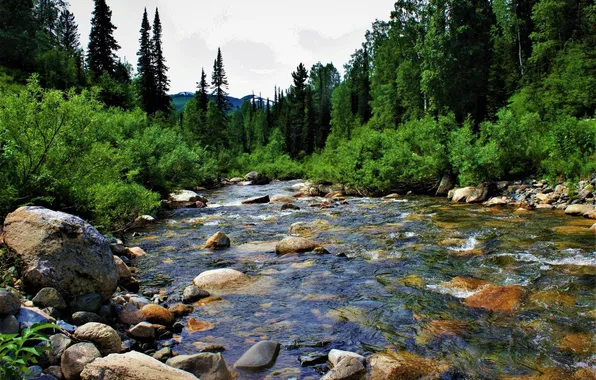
top-left (61, 343), bottom-right (101, 380)
top-left (33, 288), bottom-right (67, 310)
top-left (234, 340), bottom-right (280, 370)
top-left (0, 289), bottom-right (21, 315)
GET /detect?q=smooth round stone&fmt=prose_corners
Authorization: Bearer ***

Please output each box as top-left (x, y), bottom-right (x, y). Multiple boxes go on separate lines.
top-left (234, 340), bottom-right (281, 370)
top-left (193, 269), bottom-right (247, 289)
top-left (71, 311), bottom-right (106, 326)
top-left (69, 293), bottom-right (102, 313)
top-left (61, 343), bottom-right (101, 380)
top-left (128, 322), bottom-right (155, 340)
top-left (32, 288), bottom-right (67, 310)
top-left (0, 314), bottom-right (19, 334)
top-left (182, 286), bottom-right (210, 303)
top-left (0, 289), bottom-right (21, 315)
top-left (74, 322), bottom-right (121, 355)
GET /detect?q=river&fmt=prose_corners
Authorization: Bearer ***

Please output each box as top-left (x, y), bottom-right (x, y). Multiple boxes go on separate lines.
top-left (131, 180), bottom-right (595, 379)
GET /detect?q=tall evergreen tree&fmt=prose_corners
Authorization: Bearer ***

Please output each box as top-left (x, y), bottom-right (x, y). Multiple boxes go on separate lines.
top-left (285, 63), bottom-right (309, 157)
top-left (0, 0), bottom-right (36, 70)
top-left (197, 68), bottom-right (209, 112)
top-left (57, 8), bottom-right (80, 55)
top-left (152, 8), bottom-right (171, 114)
top-left (211, 48), bottom-right (230, 112)
top-left (87, 0), bottom-right (120, 78)
top-left (137, 8), bottom-right (156, 114)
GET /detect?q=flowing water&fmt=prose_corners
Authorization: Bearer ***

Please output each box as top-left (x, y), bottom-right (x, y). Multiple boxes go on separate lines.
top-left (131, 180), bottom-right (595, 379)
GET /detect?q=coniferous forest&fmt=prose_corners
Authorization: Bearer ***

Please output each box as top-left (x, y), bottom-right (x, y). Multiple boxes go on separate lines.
top-left (0, 0), bottom-right (595, 231)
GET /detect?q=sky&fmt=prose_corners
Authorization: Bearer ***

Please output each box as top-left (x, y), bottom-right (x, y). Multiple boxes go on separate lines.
top-left (70, 0), bottom-right (396, 99)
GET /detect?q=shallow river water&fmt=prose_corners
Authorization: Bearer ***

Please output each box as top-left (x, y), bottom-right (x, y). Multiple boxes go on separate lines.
top-left (131, 180), bottom-right (595, 379)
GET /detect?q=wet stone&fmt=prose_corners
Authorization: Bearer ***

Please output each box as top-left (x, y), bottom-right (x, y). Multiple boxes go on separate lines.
top-left (234, 340), bottom-right (281, 371)
top-left (69, 293), bottom-right (101, 313)
top-left (299, 352), bottom-right (328, 366)
top-left (33, 288), bottom-right (67, 310)
top-left (182, 285), bottom-right (210, 303)
top-left (71, 311), bottom-right (106, 326)
top-left (0, 289), bottom-right (21, 315)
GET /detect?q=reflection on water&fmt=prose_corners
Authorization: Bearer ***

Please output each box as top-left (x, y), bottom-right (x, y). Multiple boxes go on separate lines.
top-left (132, 180), bottom-right (596, 379)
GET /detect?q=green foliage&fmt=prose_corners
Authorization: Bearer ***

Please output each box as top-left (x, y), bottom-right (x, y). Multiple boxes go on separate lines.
top-left (0, 323), bottom-right (59, 380)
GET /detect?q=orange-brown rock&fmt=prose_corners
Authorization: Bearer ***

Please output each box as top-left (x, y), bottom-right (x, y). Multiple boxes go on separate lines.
top-left (558, 333), bottom-right (596, 355)
top-left (194, 296), bottom-right (223, 306)
top-left (187, 318), bottom-right (215, 332)
top-left (127, 247), bottom-right (147, 257)
top-left (168, 303), bottom-right (194, 318)
top-left (441, 276), bottom-right (491, 291)
top-left (205, 232), bottom-right (231, 249)
top-left (465, 285), bottom-right (524, 312)
top-left (141, 304), bottom-right (175, 326)
top-left (325, 191), bottom-right (344, 199)
top-left (416, 320), bottom-right (468, 345)
top-left (369, 351), bottom-right (448, 380)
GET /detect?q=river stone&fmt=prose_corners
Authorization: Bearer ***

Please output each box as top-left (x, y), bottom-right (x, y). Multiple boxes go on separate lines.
top-left (565, 204), bottom-right (595, 216)
top-left (182, 285), bottom-right (210, 303)
top-left (61, 343), bottom-right (101, 380)
top-left (32, 288), bottom-right (67, 310)
top-left (166, 353), bottom-right (232, 380)
top-left (168, 303), bottom-right (194, 318)
top-left (16, 306), bottom-right (54, 329)
top-left (322, 356), bottom-right (367, 380)
top-left (271, 194), bottom-right (295, 203)
top-left (466, 185), bottom-right (489, 203)
top-left (328, 349), bottom-right (366, 368)
top-left (49, 333), bottom-right (72, 365)
top-left (205, 231), bottom-right (231, 249)
top-left (298, 352), bottom-right (328, 366)
top-left (484, 197), bottom-right (508, 207)
top-left (71, 312), bottom-right (106, 326)
top-left (436, 172), bottom-right (456, 196)
top-left (140, 304), bottom-right (174, 326)
top-left (129, 322), bottom-right (155, 340)
top-left (74, 322), bottom-right (121, 355)
top-left (245, 171), bottom-right (270, 185)
top-left (126, 247), bottom-right (147, 257)
top-left (193, 268), bottom-right (247, 290)
top-left (281, 203), bottom-right (300, 211)
top-left (113, 256), bottom-right (132, 281)
top-left (465, 285), bottom-right (524, 312)
top-left (3, 207), bottom-right (119, 302)
top-left (241, 195), bottom-right (270, 204)
top-left (369, 351), bottom-right (444, 380)
top-left (128, 295), bottom-right (152, 308)
top-left (69, 293), bottom-right (101, 313)
top-left (80, 351), bottom-right (199, 380)
top-left (44, 366), bottom-right (63, 379)
top-left (0, 289), bottom-right (21, 315)
top-left (451, 187), bottom-right (474, 203)
top-left (168, 190), bottom-right (207, 204)
top-left (118, 303), bottom-right (145, 325)
top-left (275, 237), bottom-right (320, 255)
top-left (0, 314), bottom-right (19, 334)
top-left (234, 340), bottom-right (280, 370)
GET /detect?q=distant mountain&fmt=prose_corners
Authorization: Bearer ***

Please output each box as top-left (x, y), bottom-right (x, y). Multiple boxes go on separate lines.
top-left (170, 92), bottom-right (245, 112)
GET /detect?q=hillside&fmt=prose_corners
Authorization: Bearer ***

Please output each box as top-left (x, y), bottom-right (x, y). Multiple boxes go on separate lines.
top-left (170, 92), bottom-right (246, 112)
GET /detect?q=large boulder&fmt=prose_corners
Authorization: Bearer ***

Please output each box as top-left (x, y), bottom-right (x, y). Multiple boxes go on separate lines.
top-left (193, 268), bottom-right (248, 290)
top-left (205, 232), bottom-right (231, 249)
top-left (436, 173), bottom-right (456, 196)
top-left (74, 322), bottom-right (121, 355)
top-left (165, 190), bottom-right (208, 209)
top-left (451, 187), bottom-right (474, 203)
top-left (275, 237), bottom-right (320, 255)
top-left (80, 351), bottom-right (199, 380)
top-left (244, 172), bottom-right (270, 185)
top-left (61, 343), bottom-right (101, 380)
top-left (166, 353), bottom-right (232, 380)
top-left (565, 204), bottom-right (595, 216)
top-left (0, 289), bottom-right (21, 315)
top-left (2, 207), bottom-right (119, 301)
top-left (32, 288), bottom-right (67, 310)
top-left (234, 340), bottom-right (280, 370)
top-left (466, 184), bottom-right (490, 203)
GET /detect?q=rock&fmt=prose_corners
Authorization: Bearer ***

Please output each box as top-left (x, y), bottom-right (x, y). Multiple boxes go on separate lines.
top-left (49, 333), bottom-right (72, 365)
top-left (182, 286), bottom-right (210, 303)
top-left (134, 215), bottom-right (155, 227)
top-left (565, 204), bottom-right (595, 216)
top-left (126, 247), bottom-right (147, 257)
top-left (69, 293), bottom-right (101, 313)
top-left (464, 285), bottom-right (524, 312)
top-left (325, 191), bottom-right (344, 199)
top-left (27, 365), bottom-right (43, 378)
top-left (74, 322), bottom-right (121, 355)
top-left (451, 187), bottom-right (474, 203)
top-left (193, 342), bottom-right (226, 353)
top-left (113, 256), bottom-right (132, 282)
top-left (61, 343), bottom-right (101, 380)
top-left (558, 332), bottom-right (596, 355)
top-left (590, 223), bottom-right (596, 233)
top-left (275, 237), bottom-right (320, 255)
top-left (3, 206), bottom-right (119, 301)
top-left (322, 356), bottom-right (366, 380)
top-left (436, 173), bottom-right (456, 196)
top-left (205, 231), bottom-right (231, 249)
top-left (57, 320), bottom-right (76, 334)
top-left (152, 347), bottom-right (172, 362)
top-left (80, 351), bottom-right (199, 380)
top-left (0, 314), bottom-right (19, 334)
top-left (229, 177), bottom-right (243, 183)
top-left (167, 190), bottom-right (208, 209)
top-left (127, 296), bottom-right (151, 309)
top-left (118, 303), bottom-right (145, 325)
top-left (467, 184), bottom-right (490, 203)
top-left (140, 304), bottom-right (174, 326)
top-left (193, 268), bottom-right (248, 290)
top-left (535, 204), bottom-right (554, 210)
top-left (245, 172), bottom-right (270, 185)
top-left (289, 220), bottom-right (329, 236)
top-left (484, 197), bottom-right (508, 206)
top-left (168, 303), bottom-right (193, 318)
top-left (33, 288), bottom-right (67, 310)
top-left (187, 318), bottom-right (215, 332)
top-left (298, 352), bottom-right (328, 366)
top-left (536, 192), bottom-right (556, 204)
top-left (281, 203), bottom-right (300, 211)
top-left (0, 289), bottom-right (21, 315)
top-left (241, 195), bottom-right (270, 204)
top-left (71, 312), bottom-right (106, 326)
top-left (441, 277), bottom-right (491, 291)
top-left (128, 322), bottom-right (155, 340)
top-left (44, 366), bottom-right (63, 379)
top-left (328, 349), bottom-right (366, 368)
top-left (166, 353), bottom-right (232, 380)
top-left (234, 340), bottom-right (280, 370)
top-left (369, 351), bottom-right (445, 380)
top-left (16, 306), bottom-right (54, 329)
top-left (271, 194), bottom-right (295, 203)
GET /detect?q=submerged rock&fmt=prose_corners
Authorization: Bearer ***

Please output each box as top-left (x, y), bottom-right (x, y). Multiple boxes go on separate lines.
top-left (369, 351), bottom-right (446, 380)
top-left (241, 195), bottom-right (270, 204)
top-left (464, 285), bottom-right (524, 312)
top-left (275, 237), bottom-right (321, 255)
top-left (234, 340), bottom-right (280, 371)
top-left (182, 286), bottom-right (210, 303)
top-left (166, 353), bottom-right (231, 380)
top-left (281, 203), bottom-right (301, 211)
top-left (80, 351), bottom-right (199, 380)
top-left (193, 268), bottom-right (248, 290)
top-left (328, 349), bottom-right (366, 368)
top-left (3, 206), bottom-right (119, 301)
top-left (205, 231), bottom-right (231, 249)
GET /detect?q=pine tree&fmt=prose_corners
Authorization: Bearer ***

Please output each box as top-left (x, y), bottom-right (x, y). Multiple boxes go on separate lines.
top-left (197, 68), bottom-right (209, 112)
top-left (211, 48), bottom-right (230, 112)
top-left (0, 0), bottom-right (36, 70)
top-left (87, 0), bottom-right (120, 78)
top-left (137, 8), bottom-right (155, 114)
top-left (152, 8), bottom-right (171, 114)
top-left (57, 8), bottom-right (80, 54)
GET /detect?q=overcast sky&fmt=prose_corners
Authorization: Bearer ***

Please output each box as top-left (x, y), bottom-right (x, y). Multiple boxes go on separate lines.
top-left (70, 0), bottom-right (395, 98)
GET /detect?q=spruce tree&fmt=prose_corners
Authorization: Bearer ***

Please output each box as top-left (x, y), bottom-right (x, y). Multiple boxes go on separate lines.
top-left (57, 8), bottom-right (80, 55)
top-left (197, 68), bottom-right (209, 112)
top-left (0, 0), bottom-right (36, 70)
top-left (211, 48), bottom-right (230, 112)
top-left (87, 0), bottom-right (120, 78)
top-left (137, 8), bottom-right (155, 114)
top-left (152, 8), bottom-right (171, 114)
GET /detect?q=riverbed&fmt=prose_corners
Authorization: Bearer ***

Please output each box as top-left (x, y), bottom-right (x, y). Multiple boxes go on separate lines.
top-left (131, 180), bottom-right (595, 379)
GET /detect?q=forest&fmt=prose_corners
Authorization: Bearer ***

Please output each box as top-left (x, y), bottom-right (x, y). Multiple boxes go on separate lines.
top-left (0, 0), bottom-right (595, 232)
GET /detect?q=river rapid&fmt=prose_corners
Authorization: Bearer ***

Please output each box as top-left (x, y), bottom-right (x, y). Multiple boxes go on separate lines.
top-left (131, 180), bottom-right (595, 379)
